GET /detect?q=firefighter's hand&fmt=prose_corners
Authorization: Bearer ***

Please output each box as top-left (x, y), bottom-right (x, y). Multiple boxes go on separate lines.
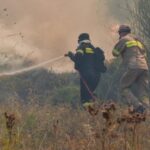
top-left (65, 51), bottom-right (74, 57)
top-left (65, 51), bottom-right (75, 61)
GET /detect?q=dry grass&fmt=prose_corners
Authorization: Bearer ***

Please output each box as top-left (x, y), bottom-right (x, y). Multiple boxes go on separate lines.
top-left (0, 100), bottom-right (150, 150)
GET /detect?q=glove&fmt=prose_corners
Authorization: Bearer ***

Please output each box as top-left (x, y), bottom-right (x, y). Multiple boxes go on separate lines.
top-left (65, 51), bottom-right (75, 61)
top-left (64, 51), bottom-right (73, 57)
top-left (68, 51), bottom-right (74, 57)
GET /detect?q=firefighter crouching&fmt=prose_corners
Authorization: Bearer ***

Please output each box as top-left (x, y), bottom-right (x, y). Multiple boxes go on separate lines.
top-left (66, 33), bottom-right (106, 108)
top-left (112, 25), bottom-right (149, 113)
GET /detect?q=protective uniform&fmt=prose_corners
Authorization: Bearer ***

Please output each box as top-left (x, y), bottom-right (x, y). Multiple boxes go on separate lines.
top-left (113, 25), bottom-right (149, 112)
top-left (68, 33), bottom-right (106, 104)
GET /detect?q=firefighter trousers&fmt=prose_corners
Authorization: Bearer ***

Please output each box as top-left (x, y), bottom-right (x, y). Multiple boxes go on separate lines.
top-left (80, 72), bottom-right (100, 104)
top-left (120, 68), bottom-right (149, 108)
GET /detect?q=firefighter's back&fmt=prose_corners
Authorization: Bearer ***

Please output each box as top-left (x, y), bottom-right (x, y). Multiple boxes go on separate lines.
top-left (120, 34), bottom-right (148, 70)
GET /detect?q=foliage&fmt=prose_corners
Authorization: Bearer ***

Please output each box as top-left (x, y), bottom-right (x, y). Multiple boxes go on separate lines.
top-left (0, 102), bottom-right (150, 150)
top-left (127, 0), bottom-right (150, 49)
top-left (0, 69), bottom-right (80, 105)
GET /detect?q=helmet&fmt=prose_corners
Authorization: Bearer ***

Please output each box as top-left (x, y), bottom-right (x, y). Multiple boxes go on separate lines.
top-left (78, 33), bottom-right (90, 42)
top-left (118, 25), bottom-right (131, 34)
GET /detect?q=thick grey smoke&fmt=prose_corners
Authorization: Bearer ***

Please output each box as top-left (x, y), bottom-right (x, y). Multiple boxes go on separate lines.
top-left (0, 0), bottom-right (126, 72)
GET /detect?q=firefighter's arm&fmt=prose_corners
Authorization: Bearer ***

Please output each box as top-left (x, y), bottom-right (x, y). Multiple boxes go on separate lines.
top-left (74, 49), bottom-right (84, 64)
top-left (112, 39), bottom-right (126, 57)
top-left (74, 49), bottom-right (84, 70)
top-left (65, 49), bottom-right (84, 61)
top-left (75, 49), bottom-right (84, 57)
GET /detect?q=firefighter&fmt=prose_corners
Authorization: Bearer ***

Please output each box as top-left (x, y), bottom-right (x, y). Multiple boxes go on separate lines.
top-left (66, 33), bottom-right (106, 107)
top-left (112, 25), bottom-right (149, 113)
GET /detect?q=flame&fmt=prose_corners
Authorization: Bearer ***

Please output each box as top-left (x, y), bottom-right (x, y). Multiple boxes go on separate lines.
top-left (110, 24), bottom-right (120, 35)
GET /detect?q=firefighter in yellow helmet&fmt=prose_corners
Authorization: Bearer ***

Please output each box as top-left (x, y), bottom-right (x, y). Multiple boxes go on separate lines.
top-left (112, 25), bottom-right (149, 113)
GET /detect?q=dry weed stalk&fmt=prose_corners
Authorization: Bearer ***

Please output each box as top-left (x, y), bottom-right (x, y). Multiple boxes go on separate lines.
top-left (117, 112), bottom-right (146, 124)
top-left (117, 108), bottom-right (146, 150)
top-left (53, 120), bottom-right (59, 135)
top-left (86, 103), bottom-right (99, 116)
top-left (101, 102), bottom-right (117, 150)
top-left (51, 119), bottom-right (60, 150)
top-left (4, 112), bottom-right (16, 143)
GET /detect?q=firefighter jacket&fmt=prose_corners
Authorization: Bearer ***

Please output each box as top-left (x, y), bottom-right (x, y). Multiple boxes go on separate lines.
top-left (112, 34), bottom-right (148, 70)
top-left (72, 42), bottom-right (106, 74)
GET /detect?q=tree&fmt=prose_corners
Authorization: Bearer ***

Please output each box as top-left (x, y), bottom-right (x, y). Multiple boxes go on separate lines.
top-left (127, 0), bottom-right (150, 48)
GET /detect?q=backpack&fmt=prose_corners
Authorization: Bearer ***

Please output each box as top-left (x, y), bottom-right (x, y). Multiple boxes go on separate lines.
top-left (94, 47), bottom-right (107, 73)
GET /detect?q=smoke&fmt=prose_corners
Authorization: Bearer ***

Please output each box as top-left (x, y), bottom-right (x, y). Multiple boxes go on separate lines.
top-left (0, 0), bottom-right (124, 72)
top-left (106, 0), bottom-right (130, 22)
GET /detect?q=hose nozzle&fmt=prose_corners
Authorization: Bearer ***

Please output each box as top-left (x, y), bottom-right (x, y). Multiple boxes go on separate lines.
top-left (64, 53), bottom-right (69, 57)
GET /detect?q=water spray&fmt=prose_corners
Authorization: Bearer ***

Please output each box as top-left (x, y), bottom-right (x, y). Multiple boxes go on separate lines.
top-left (0, 55), bottom-right (64, 77)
